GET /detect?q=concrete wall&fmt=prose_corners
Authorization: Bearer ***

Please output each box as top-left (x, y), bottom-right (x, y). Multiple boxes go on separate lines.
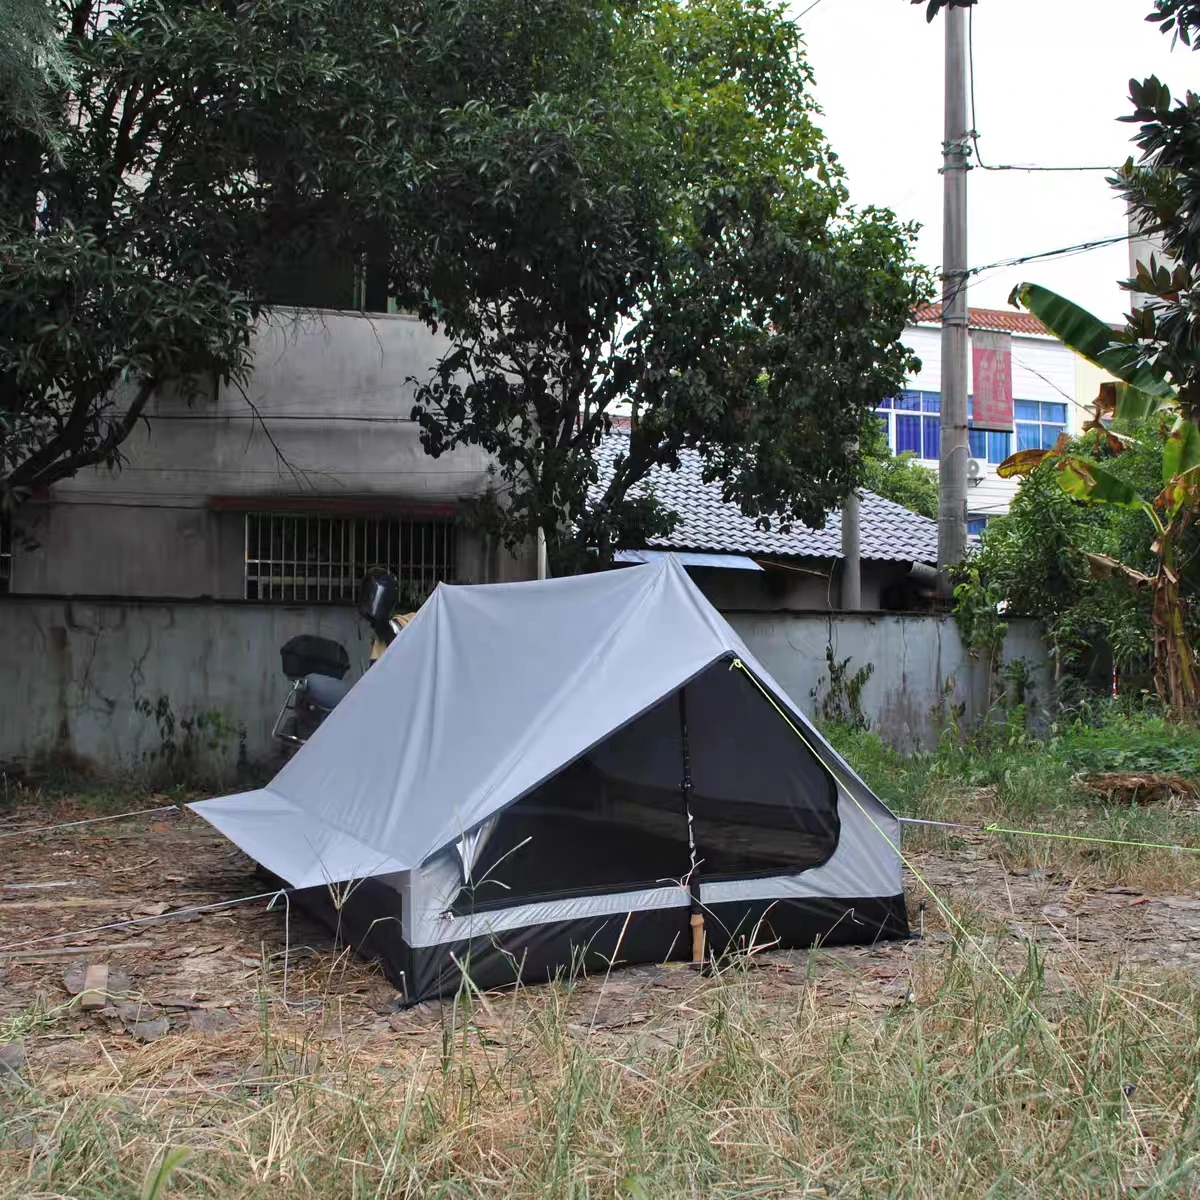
top-left (728, 610), bottom-right (1051, 752)
top-left (0, 597), bottom-right (369, 785)
top-left (0, 597), bottom-right (1050, 782)
top-left (11, 308), bottom-right (529, 598)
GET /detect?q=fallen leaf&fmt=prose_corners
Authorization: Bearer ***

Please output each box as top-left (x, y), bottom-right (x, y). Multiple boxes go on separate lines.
top-left (129, 1017), bottom-right (170, 1042)
top-left (189, 1010), bottom-right (237, 1035)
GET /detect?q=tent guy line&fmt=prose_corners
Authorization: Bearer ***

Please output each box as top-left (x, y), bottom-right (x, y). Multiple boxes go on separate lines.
top-left (0, 804), bottom-right (180, 839)
top-left (898, 815), bottom-right (1200, 855)
top-left (0, 889), bottom-right (289, 954)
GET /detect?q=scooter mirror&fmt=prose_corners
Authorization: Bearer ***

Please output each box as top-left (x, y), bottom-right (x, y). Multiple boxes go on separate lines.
top-left (359, 568), bottom-right (401, 643)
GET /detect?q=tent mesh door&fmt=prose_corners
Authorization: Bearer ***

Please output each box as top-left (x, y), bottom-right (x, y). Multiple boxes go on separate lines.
top-left (453, 659), bottom-right (839, 914)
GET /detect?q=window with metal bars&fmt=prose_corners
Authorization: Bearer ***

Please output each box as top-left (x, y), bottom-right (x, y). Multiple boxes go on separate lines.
top-left (0, 517), bottom-right (10, 594)
top-left (243, 513), bottom-right (456, 604)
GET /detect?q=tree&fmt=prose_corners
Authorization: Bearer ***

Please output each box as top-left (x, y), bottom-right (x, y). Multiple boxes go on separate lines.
top-left (1146, 0), bottom-right (1200, 46)
top-left (910, 0), bottom-right (974, 22)
top-left (410, 0), bottom-right (928, 572)
top-left (0, 0), bottom-right (74, 145)
top-left (997, 285), bottom-right (1199, 717)
top-left (963, 424), bottom-right (1168, 699)
top-left (860, 420), bottom-right (939, 520)
top-left (0, 0), bottom-right (638, 508)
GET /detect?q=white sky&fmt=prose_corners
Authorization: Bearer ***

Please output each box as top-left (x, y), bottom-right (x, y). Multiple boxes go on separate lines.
top-left (795, 0), bottom-right (1196, 321)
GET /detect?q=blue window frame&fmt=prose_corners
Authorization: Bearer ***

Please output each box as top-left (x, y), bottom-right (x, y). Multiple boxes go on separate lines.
top-left (967, 517), bottom-right (989, 537)
top-left (876, 391), bottom-right (941, 461)
top-left (968, 428), bottom-right (1013, 464)
top-left (1015, 400), bottom-right (1068, 452)
top-left (879, 390), bottom-right (1062, 465)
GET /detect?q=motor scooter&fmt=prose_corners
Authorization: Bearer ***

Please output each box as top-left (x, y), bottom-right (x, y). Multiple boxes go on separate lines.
top-left (271, 568), bottom-right (417, 755)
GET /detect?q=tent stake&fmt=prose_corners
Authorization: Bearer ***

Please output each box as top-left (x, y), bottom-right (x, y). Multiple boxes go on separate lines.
top-left (678, 689), bottom-right (704, 967)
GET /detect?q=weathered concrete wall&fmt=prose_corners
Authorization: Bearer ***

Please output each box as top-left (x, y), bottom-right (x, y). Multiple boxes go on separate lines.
top-left (0, 598), bottom-right (1050, 781)
top-left (12, 308), bottom-right (506, 598)
top-left (727, 610), bottom-right (1051, 752)
top-left (0, 598), bottom-right (368, 785)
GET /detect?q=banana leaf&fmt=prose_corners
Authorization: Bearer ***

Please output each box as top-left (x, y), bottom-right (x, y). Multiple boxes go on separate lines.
top-left (1163, 415), bottom-right (1200, 485)
top-left (1010, 283), bottom-right (1177, 402)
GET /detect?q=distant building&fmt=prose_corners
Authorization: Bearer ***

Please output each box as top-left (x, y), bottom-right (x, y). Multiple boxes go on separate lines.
top-left (6, 308), bottom-right (532, 603)
top-left (879, 305), bottom-right (1085, 534)
top-left (594, 433), bottom-right (941, 612)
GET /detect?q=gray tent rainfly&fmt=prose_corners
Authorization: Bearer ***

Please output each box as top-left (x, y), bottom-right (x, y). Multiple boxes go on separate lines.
top-left (190, 556), bottom-right (908, 1002)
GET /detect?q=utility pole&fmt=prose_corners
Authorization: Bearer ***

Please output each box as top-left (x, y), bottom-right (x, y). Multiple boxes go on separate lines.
top-left (938, 1), bottom-right (971, 589)
top-left (840, 478), bottom-right (861, 611)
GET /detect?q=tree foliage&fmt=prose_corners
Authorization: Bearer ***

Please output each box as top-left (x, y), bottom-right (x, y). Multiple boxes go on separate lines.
top-left (410, 0), bottom-right (928, 570)
top-left (860, 420), bottom-right (939, 520)
top-left (1, 0), bottom-right (926, 559)
top-left (1110, 4), bottom-right (1200, 419)
top-left (965, 420), bottom-right (1184, 699)
top-left (1147, 0), bottom-right (1200, 46)
top-left (0, 0), bottom-right (74, 145)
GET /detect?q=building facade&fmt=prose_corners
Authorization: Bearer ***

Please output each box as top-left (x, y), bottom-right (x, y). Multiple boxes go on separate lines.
top-left (881, 305), bottom-right (1084, 533)
top-left (6, 308), bottom-right (532, 603)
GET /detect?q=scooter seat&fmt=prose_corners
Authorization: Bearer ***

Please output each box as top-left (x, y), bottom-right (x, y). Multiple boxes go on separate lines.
top-left (299, 673), bottom-right (352, 712)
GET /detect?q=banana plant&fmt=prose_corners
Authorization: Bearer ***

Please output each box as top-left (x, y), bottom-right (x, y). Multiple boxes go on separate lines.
top-left (998, 283), bottom-right (1200, 719)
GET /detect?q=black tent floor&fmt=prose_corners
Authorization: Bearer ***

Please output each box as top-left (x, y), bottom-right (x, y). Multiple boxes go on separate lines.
top-left (259, 869), bottom-right (908, 1004)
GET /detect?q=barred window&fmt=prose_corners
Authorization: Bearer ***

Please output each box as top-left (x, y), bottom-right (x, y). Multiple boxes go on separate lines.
top-left (0, 517), bottom-right (10, 594)
top-left (244, 513), bottom-right (456, 603)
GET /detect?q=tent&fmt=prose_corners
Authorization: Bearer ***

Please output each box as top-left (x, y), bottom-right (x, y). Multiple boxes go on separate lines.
top-left (191, 556), bottom-right (907, 1002)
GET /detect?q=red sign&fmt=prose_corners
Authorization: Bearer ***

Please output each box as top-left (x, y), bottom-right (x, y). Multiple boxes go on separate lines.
top-left (971, 330), bottom-right (1014, 431)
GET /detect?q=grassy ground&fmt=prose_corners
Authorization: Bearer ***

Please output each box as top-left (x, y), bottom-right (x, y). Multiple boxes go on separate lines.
top-left (1, 705), bottom-right (1199, 1197)
top-left (826, 707), bottom-right (1200, 896)
top-left (3, 949), bottom-right (1200, 1197)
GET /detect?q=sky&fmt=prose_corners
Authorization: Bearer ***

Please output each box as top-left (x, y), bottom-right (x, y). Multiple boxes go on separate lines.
top-left (794, 0), bottom-right (1196, 321)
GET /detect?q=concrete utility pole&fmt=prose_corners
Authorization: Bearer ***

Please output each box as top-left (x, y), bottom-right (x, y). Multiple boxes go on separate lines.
top-left (840, 482), bottom-right (861, 611)
top-left (938, 2), bottom-right (971, 588)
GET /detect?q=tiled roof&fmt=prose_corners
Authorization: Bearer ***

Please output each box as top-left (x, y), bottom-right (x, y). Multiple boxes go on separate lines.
top-left (592, 434), bottom-right (940, 565)
top-left (912, 303), bottom-right (1049, 337)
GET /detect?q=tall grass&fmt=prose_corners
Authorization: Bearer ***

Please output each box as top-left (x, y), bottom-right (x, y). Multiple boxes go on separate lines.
top-left (2, 943), bottom-right (1199, 1198)
top-left (824, 707), bottom-right (1200, 892)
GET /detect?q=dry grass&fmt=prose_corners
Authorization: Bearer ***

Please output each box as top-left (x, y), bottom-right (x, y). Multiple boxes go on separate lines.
top-left (2, 938), bottom-right (1200, 1199)
top-left (2, 718), bottom-right (1199, 1197)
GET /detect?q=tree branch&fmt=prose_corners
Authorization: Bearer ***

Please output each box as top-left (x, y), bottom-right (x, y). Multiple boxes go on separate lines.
top-left (6, 377), bottom-right (158, 493)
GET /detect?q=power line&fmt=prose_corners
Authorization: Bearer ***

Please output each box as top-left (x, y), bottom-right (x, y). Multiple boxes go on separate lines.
top-left (967, 232), bottom-right (1133, 278)
top-left (967, 7), bottom-right (1113, 174)
top-left (795, 0), bottom-right (830, 18)
top-left (938, 231), bottom-right (1134, 308)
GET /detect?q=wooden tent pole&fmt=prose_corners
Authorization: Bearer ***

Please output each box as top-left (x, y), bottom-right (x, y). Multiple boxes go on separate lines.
top-left (678, 689), bottom-right (704, 966)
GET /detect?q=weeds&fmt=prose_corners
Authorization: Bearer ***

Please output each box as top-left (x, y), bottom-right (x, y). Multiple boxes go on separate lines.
top-left (1, 947), bottom-right (1198, 1197)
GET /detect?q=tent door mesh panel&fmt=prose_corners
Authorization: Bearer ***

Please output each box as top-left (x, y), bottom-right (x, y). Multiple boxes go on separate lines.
top-left (452, 659), bottom-right (839, 914)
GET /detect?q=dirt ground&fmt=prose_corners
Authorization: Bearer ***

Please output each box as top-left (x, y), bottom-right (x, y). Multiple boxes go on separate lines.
top-left (2, 804), bottom-right (1200, 1086)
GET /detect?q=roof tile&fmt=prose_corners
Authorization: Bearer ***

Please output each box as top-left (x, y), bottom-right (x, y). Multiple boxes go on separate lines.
top-left (592, 434), bottom-right (940, 564)
top-left (912, 303), bottom-right (1049, 337)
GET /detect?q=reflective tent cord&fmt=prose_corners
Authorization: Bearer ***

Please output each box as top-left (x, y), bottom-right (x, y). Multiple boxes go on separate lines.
top-left (0, 804), bottom-right (181, 840)
top-left (898, 816), bottom-right (1200, 855)
top-left (0, 889), bottom-right (290, 954)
